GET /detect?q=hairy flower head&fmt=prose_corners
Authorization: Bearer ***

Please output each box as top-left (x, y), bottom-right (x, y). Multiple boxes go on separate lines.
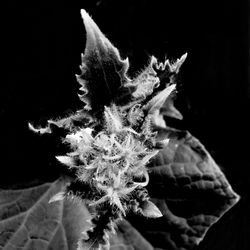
top-left (56, 103), bottom-right (161, 215)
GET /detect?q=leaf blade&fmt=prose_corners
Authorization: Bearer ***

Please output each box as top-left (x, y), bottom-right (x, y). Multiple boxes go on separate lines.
top-left (127, 128), bottom-right (240, 250)
top-left (0, 178), bottom-right (91, 250)
top-left (78, 9), bottom-right (131, 115)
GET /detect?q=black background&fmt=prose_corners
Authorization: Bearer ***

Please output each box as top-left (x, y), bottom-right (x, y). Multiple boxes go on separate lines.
top-left (3, 1), bottom-right (250, 249)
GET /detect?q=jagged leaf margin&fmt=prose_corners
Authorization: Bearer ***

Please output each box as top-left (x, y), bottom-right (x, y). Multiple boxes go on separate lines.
top-left (77, 9), bottom-right (132, 116)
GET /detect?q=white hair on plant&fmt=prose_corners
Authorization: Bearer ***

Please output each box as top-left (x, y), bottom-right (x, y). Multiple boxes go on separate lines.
top-left (29, 8), bottom-right (187, 250)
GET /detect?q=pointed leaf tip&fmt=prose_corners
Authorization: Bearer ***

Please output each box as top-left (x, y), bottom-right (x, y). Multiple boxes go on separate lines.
top-left (141, 200), bottom-right (163, 218)
top-left (80, 9), bottom-right (99, 53)
top-left (56, 156), bottom-right (75, 167)
top-left (175, 52), bottom-right (188, 73)
top-left (145, 84), bottom-right (176, 114)
top-left (80, 8), bottom-right (118, 57)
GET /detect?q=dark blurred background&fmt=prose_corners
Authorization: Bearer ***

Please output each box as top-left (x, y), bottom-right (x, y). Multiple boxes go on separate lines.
top-left (2, 1), bottom-right (250, 249)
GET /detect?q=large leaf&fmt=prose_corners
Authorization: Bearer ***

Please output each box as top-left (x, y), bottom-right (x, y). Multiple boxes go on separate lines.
top-left (0, 178), bottom-right (91, 250)
top-left (126, 128), bottom-right (240, 250)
